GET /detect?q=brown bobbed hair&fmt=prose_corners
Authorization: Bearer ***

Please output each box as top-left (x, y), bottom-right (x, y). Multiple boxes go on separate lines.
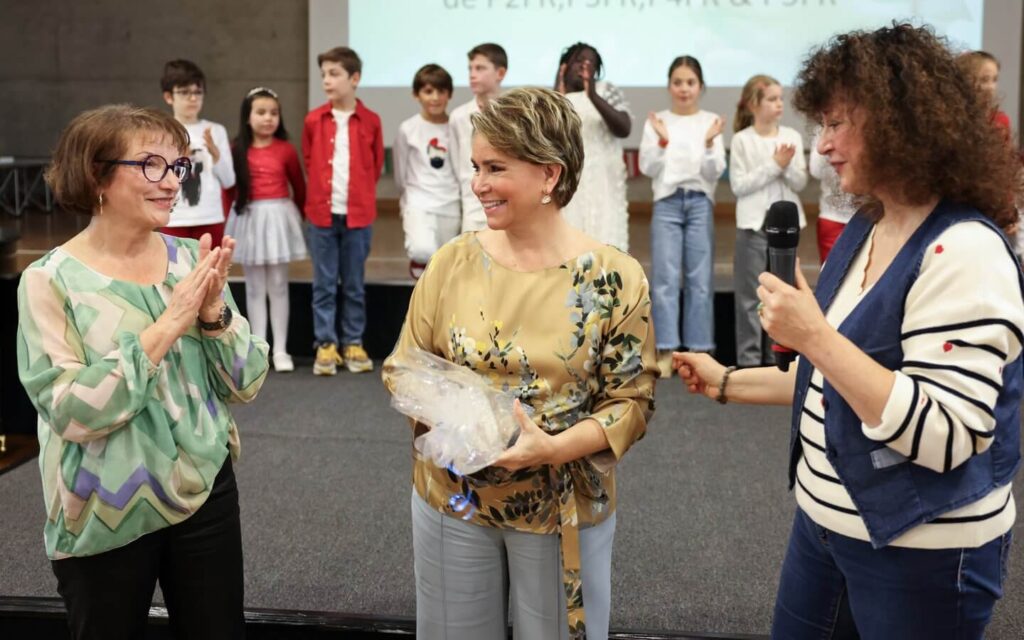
top-left (792, 23), bottom-right (1020, 228)
top-left (46, 104), bottom-right (189, 216)
top-left (470, 87), bottom-right (583, 208)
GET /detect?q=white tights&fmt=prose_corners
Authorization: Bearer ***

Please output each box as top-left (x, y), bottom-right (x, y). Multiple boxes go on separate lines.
top-left (244, 264), bottom-right (290, 355)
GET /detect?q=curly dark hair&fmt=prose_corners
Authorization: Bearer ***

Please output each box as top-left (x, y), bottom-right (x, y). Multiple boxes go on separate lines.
top-left (793, 22), bottom-right (1020, 228)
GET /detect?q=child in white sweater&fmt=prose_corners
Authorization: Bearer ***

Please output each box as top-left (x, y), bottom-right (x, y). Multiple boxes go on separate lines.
top-left (639, 56), bottom-right (726, 376)
top-left (729, 74), bottom-right (807, 366)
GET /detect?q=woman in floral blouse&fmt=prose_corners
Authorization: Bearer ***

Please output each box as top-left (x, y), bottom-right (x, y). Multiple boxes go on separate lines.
top-left (17, 105), bottom-right (268, 638)
top-left (383, 87), bottom-right (657, 640)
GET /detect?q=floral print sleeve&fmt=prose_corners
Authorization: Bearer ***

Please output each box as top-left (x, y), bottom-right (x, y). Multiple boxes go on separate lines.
top-left (583, 261), bottom-right (657, 470)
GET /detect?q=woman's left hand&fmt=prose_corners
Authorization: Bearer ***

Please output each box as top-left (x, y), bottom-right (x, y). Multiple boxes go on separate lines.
top-left (756, 258), bottom-right (829, 354)
top-left (197, 233), bottom-right (235, 323)
top-left (492, 400), bottom-right (554, 472)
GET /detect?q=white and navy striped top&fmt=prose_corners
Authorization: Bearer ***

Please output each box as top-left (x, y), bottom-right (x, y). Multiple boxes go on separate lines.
top-left (796, 221), bottom-right (1022, 549)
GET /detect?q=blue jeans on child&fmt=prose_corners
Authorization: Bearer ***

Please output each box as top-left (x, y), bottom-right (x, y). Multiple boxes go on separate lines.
top-left (307, 214), bottom-right (372, 346)
top-left (771, 508), bottom-right (1012, 639)
top-left (650, 188), bottom-right (715, 351)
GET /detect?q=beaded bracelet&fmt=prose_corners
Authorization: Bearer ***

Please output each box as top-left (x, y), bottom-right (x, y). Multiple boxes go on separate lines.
top-left (716, 366), bottom-right (738, 405)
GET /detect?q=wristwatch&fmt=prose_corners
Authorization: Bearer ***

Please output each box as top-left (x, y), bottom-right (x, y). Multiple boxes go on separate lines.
top-left (198, 303), bottom-right (233, 332)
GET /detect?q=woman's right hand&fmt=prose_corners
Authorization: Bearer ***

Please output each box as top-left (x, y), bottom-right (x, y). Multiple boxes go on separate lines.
top-left (673, 352), bottom-right (728, 401)
top-left (647, 112), bottom-right (669, 143)
top-left (159, 248), bottom-right (221, 337)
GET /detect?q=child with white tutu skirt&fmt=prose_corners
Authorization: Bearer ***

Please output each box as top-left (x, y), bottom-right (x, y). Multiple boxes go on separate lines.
top-left (226, 87), bottom-right (307, 372)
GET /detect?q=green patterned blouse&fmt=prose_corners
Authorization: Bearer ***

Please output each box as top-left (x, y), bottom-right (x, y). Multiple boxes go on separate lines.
top-left (17, 234), bottom-right (269, 559)
top-left (382, 232), bottom-right (657, 638)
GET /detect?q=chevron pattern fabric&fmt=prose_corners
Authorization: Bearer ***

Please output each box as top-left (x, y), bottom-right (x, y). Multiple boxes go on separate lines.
top-left (17, 234), bottom-right (269, 559)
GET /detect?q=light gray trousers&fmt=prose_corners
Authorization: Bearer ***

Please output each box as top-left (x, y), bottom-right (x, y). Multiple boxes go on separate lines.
top-left (734, 228), bottom-right (769, 367)
top-left (410, 490), bottom-right (615, 640)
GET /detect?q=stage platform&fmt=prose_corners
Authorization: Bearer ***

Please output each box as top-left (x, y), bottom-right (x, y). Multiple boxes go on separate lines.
top-left (1, 370), bottom-right (1022, 639)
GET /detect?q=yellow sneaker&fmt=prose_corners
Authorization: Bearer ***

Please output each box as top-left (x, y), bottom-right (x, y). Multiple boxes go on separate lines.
top-left (313, 343), bottom-right (343, 376)
top-left (657, 350), bottom-right (675, 379)
top-left (343, 344), bottom-right (374, 373)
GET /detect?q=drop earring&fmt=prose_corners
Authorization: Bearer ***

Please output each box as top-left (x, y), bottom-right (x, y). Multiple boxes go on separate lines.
top-left (98, 193), bottom-right (104, 216)
top-left (540, 193), bottom-right (552, 205)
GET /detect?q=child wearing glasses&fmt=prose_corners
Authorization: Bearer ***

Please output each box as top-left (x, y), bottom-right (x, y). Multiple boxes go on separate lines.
top-left (160, 59), bottom-right (236, 247)
top-left (225, 88), bottom-right (307, 373)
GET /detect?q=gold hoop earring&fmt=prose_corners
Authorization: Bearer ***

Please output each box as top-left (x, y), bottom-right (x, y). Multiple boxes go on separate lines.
top-left (540, 193), bottom-right (552, 205)
top-left (98, 193), bottom-right (104, 216)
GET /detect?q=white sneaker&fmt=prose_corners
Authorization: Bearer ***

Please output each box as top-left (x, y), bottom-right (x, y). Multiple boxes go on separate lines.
top-left (273, 352), bottom-right (295, 373)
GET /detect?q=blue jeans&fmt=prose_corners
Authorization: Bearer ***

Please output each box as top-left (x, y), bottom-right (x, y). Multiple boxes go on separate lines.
top-left (772, 508), bottom-right (1012, 639)
top-left (650, 189), bottom-right (715, 351)
top-left (307, 215), bottom-right (372, 346)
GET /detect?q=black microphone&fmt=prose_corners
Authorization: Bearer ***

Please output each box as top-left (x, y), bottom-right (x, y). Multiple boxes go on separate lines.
top-left (764, 201), bottom-right (800, 372)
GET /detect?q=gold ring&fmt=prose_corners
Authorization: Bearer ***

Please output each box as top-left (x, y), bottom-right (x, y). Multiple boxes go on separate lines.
top-left (757, 302), bottom-right (765, 318)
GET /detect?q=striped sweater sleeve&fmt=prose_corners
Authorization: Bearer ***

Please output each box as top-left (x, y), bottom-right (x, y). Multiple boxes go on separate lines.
top-left (864, 221), bottom-right (1024, 473)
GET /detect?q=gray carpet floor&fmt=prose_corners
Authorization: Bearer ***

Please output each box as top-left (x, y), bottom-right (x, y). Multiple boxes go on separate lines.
top-left (1, 368), bottom-right (1022, 638)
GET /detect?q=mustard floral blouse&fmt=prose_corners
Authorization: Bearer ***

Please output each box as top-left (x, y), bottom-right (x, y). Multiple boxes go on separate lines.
top-left (382, 232), bottom-right (657, 638)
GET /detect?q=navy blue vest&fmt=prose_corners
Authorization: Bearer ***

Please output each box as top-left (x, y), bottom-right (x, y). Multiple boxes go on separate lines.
top-left (789, 200), bottom-right (1023, 548)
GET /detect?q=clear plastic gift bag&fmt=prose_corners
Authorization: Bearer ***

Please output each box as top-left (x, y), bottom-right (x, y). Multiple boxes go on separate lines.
top-left (387, 347), bottom-right (526, 476)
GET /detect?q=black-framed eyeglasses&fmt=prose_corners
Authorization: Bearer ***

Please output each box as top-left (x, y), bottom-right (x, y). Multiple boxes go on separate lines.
top-left (172, 89), bottom-right (204, 99)
top-left (103, 155), bottom-right (192, 183)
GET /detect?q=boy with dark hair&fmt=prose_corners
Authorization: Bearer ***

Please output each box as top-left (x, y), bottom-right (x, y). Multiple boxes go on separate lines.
top-left (448, 43), bottom-right (508, 233)
top-left (160, 59), bottom-right (235, 246)
top-left (302, 46), bottom-right (383, 375)
top-left (394, 64), bottom-right (459, 279)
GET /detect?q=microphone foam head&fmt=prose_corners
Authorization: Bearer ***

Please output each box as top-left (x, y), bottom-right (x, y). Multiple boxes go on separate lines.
top-left (765, 201), bottom-right (800, 249)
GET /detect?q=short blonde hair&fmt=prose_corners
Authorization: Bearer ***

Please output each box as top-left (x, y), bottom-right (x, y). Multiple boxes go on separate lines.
top-left (470, 87), bottom-right (583, 208)
top-left (46, 104), bottom-right (189, 216)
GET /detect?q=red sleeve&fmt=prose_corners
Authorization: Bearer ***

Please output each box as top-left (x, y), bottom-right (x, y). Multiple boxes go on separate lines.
top-left (282, 142), bottom-right (306, 211)
top-left (994, 110), bottom-right (1012, 135)
top-left (373, 115), bottom-right (385, 182)
top-left (301, 118), bottom-right (313, 175)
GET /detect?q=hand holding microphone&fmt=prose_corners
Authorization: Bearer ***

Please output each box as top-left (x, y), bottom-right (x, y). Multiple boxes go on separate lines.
top-left (758, 201), bottom-right (826, 371)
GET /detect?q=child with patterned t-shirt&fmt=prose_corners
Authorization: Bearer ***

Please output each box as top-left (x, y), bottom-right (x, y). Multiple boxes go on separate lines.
top-left (394, 64), bottom-right (461, 279)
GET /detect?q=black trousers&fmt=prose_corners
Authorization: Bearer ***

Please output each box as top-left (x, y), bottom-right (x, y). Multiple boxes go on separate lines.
top-left (51, 456), bottom-right (245, 639)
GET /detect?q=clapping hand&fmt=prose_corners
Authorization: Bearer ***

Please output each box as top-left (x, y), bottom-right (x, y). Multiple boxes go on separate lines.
top-left (705, 116), bottom-right (724, 148)
top-left (774, 143), bottom-right (796, 169)
top-left (648, 112), bottom-right (669, 143)
top-left (203, 127), bottom-right (221, 164)
top-left (197, 233), bottom-right (235, 326)
top-left (161, 246), bottom-right (221, 337)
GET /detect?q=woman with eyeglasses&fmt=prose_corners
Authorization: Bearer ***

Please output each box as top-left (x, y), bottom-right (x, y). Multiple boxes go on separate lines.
top-left (16, 104), bottom-right (269, 639)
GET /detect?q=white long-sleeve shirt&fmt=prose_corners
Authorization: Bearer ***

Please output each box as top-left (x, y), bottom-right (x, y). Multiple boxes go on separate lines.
top-left (168, 120), bottom-right (235, 227)
top-left (394, 114), bottom-right (460, 217)
top-left (796, 221), bottom-right (1022, 548)
top-left (639, 109), bottom-right (726, 202)
top-left (729, 125), bottom-right (807, 230)
top-left (808, 131), bottom-right (857, 224)
top-left (447, 98), bottom-right (482, 222)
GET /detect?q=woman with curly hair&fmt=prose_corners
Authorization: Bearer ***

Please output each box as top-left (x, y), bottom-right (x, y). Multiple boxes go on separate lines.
top-left (675, 23), bottom-right (1022, 638)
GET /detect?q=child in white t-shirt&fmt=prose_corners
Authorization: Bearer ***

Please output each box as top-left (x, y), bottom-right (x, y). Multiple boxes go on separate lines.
top-left (159, 59), bottom-right (235, 246)
top-left (394, 64), bottom-right (461, 279)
